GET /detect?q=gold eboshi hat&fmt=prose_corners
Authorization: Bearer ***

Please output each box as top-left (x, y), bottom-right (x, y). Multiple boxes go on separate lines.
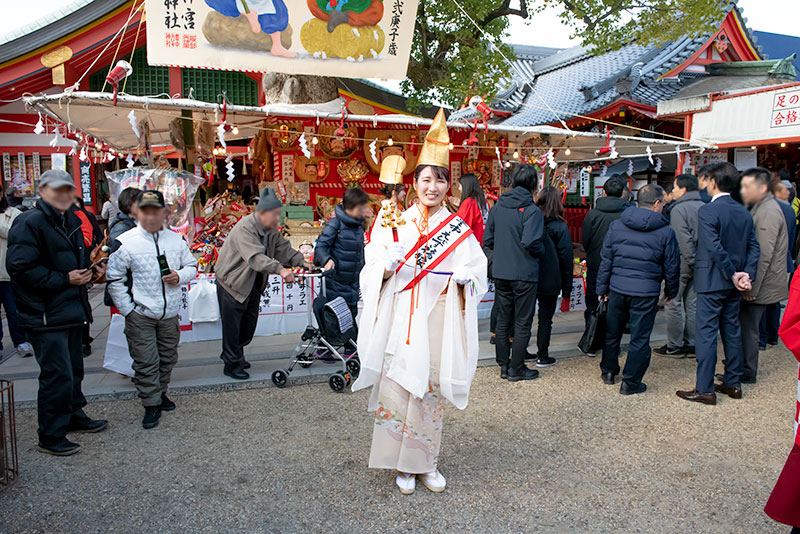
top-left (416, 108), bottom-right (450, 169)
top-left (379, 154), bottom-right (406, 185)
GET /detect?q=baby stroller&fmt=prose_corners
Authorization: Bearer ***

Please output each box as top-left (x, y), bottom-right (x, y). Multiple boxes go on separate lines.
top-left (270, 271), bottom-right (360, 392)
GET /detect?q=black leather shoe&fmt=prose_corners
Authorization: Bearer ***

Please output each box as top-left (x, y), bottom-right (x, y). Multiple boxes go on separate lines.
top-left (37, 437), bottom-right (81, 456)
top-left (224, 364), bottom-right (250, 380)
top-left (66, 417), bottom-right (108, 434)
top-left (620, 382), bottom-right (647, 395)
top-left (242, 359), bottom-right (252, 369)
top-left (499, 365), bottom-right (508, 380)
top-left (601, 372), bottom-right (617, 385)
top-left (676, 389), bottom-right (717, 405)
top-left (507, 366), bottom-right (539, 382)
top-left (142, 406), bottom-right (162, 429)
top-left (160, 393), bottom-right (176, 411)
top-left (714, 382), bottom-right (742, 399)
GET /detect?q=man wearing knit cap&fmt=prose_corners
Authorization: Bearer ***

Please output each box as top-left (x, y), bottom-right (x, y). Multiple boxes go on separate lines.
top-left (214, 188), bottom-right (312, 380)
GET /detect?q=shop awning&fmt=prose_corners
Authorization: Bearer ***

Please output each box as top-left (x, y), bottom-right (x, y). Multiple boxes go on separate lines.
top-left (23, 90), bottom-right (713, 162)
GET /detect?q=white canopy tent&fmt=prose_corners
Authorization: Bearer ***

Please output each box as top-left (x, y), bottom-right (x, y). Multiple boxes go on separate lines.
top-left (23, 91), bottom-right (713, 163)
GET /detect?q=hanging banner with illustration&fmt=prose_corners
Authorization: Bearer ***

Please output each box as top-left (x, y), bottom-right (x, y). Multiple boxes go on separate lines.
top-left (146, 0), bottom-right (419, 80)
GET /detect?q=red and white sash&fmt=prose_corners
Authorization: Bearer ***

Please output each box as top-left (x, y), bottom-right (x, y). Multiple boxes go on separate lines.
top-left (394, 213), bottom-right (473, 292)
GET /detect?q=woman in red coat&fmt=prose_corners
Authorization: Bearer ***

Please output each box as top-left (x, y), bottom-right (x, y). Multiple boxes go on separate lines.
top-left (765, 273), bottom-right (800, 533)
top-left (455, 173), bottom-right (488, 245)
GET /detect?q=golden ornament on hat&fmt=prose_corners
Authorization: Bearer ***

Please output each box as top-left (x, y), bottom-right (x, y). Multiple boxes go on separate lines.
top-left (417, 108), bottom-right (451, 169)
top-left (379, 155), bottom-right (406, 185)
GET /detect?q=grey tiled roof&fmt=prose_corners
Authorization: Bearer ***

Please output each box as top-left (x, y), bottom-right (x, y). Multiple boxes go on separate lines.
top-left (495, 2), bottom-right (763, 127)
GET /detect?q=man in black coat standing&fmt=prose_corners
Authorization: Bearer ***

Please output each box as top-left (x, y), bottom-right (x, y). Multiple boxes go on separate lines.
top-left (596, 184), bottom-right (680, 395)
top-left (7, 170), bottom-right (107, 456)
top-left (483, 164), bottom-right (544, 382)
top-left (580, 176), bottom-right (628, 338)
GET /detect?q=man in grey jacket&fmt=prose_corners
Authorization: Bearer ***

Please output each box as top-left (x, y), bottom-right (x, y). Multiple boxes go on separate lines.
top-left (215, 188), bottom-right (311, 380)
top-left (737, 167), bottom-right (789, 384)
top-left (655, 174), bottom-right (704, 357)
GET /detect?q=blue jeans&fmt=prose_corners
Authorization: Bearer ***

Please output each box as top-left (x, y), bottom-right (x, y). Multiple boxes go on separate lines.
top-left (0, 281), bottom-right (26, 348)
top-left (601, 291), bottom-right (659, 388)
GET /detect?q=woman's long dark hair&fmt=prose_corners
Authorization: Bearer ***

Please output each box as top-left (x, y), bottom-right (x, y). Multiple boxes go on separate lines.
top-left (536, 186), bottom-right (565, 221)
top-left (459, 173), bottom-right (487, 213)
top-left (0, 189), bottom-right (8, 214)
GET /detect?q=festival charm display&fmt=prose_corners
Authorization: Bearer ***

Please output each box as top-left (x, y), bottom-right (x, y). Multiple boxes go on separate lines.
top-left (337, 159), bottom-right (369, 187)
top-left (106, 167), bottom-right (204, 238)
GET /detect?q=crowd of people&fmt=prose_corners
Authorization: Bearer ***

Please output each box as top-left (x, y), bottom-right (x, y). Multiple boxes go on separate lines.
top-left (3, 134), bottom-right (800, 523)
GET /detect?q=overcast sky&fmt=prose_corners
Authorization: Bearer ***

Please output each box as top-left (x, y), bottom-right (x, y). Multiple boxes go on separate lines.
top-left (2, 0), bottom-right (798, 46)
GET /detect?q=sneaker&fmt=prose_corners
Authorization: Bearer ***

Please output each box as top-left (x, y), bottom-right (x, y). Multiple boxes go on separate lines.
top-left (66, 416), bottom-right (108, 434)
top-left (419, 470), bottom-right (446, 493)
top-left (396, 472), bottom-right (416, 495)
top-left (536, 356), bottom-right (557, 367)
top-left (524, 351), bottom-right (537, 363)
top-left (499, 364), bottom-right (508, 380)
top-left (507, 366), bottom-right (540, 382)
top-left (16, 342), bottom-right (33, 357)
top-left (142, 406), bottom-right (162, 429)
top-left (160, 393), bottom-right (176, 411)
top-left (37, 437), bottom-right (81, 456)
top-left (653, 344), bottom-right (686, 358)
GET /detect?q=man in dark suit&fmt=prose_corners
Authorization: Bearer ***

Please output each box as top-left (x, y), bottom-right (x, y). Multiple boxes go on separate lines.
top-left (677, 162), bottom-right (760, 405)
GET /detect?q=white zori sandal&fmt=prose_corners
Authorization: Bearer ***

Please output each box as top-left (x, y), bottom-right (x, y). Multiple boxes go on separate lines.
top-left (419, 470), bottom-right (446, 492)
top-left (396, 472), bottom-right (416, 495)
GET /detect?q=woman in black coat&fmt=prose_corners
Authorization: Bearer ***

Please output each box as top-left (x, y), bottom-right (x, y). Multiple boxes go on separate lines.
top-left (533, 186), bottom-right (574, 367)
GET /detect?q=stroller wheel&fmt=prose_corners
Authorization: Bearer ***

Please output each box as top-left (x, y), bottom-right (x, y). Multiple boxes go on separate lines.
top-left (271, 370), bottom-right (289, 388)
top-left (297, 354), bottom-right (314, 368)
top-left (328, 372), bottom-right (346, 392)
top-left (346, 357), bottom-right (361, 377)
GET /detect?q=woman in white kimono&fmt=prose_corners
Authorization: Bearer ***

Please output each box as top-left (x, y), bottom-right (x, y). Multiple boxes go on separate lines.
top-left (352, 109), bottom-right (488, 495)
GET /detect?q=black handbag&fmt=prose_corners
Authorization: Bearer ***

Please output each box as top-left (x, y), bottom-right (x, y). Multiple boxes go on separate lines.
top-left (578, 299), bottom-right (607, 354)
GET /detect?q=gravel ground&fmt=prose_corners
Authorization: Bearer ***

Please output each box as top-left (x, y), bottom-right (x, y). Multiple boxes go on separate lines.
top-left (1, 345), bottom-right (797, 534)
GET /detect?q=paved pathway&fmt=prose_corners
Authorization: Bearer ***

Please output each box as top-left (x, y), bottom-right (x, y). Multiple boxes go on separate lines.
top-left (0, 288), bottom-right (667, 404)
top-left (0, 340), bottom-right (794, 533)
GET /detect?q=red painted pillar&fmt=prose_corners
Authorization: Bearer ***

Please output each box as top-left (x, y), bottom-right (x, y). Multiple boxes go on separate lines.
top-left (169, 67), bottom-right (182, 97)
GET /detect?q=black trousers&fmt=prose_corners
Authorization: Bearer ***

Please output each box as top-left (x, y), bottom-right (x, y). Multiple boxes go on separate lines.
top-left (584, 269), bottom-right (598, 328)
top-left (494, 279), bottom-right (537, 373)
top-left (601, 291), bottom-right (659, 388)
top-left (217, 278), bottom-right (262, 367)
top-left (740, 301), bottom-right (767, 381)
top-left (27, 326), bottom-right (87, 443)
top-left (535, 294), bottom-right (558, 358)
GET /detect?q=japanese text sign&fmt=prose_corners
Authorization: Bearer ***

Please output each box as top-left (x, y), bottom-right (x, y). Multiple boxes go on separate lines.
top-left (771, 88), bottom-right (800, 128)
top-left (146, 0), bottom-right (419, 80)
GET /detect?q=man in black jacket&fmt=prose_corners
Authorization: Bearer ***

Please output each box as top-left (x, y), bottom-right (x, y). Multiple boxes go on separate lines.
top-left (7, 170), bottom-right (107, 456)
top-left (596, 184), bottom-right (680, 395)
top-left (580, 176), bottom-right (628, 337)
top-left (483, 164), bottom-right (544, 382)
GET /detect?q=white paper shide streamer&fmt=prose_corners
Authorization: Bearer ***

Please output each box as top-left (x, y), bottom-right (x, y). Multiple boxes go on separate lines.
top-left (217, 122), bottom-right (227, 149)
top-left (33, 113), bottom-right (44, 135)
top-left (646, 145), bottom-right (654, 165)
top-left (298, 132), bottom-right (310, 158)
top-left (127, 110), bottom-right (140, 137)
top-left (126, 154), bottom-right (135, 168)
top-left (369, 138), bottom-right (378, 165)
top-left (226, 154), bottom-right (235, 182)
top-left (627, 159), bottom-right (634, 177)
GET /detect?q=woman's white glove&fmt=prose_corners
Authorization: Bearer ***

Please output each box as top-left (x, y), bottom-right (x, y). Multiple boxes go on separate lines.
top-left (385, 243), bottom-right (406, 272)
top-left (451, 267), bottom-right (471, 285)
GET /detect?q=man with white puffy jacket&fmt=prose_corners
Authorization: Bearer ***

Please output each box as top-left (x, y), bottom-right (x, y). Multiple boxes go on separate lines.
top-left (107, 191), bottom-right (197, 429)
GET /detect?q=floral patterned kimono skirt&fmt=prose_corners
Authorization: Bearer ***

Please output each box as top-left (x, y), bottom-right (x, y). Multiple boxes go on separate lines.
top-left (368, 296), bottom-right (447, 474)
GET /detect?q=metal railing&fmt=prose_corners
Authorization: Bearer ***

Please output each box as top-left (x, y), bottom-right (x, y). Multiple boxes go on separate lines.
top-left (0, 380), bottom-right (18, 488)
